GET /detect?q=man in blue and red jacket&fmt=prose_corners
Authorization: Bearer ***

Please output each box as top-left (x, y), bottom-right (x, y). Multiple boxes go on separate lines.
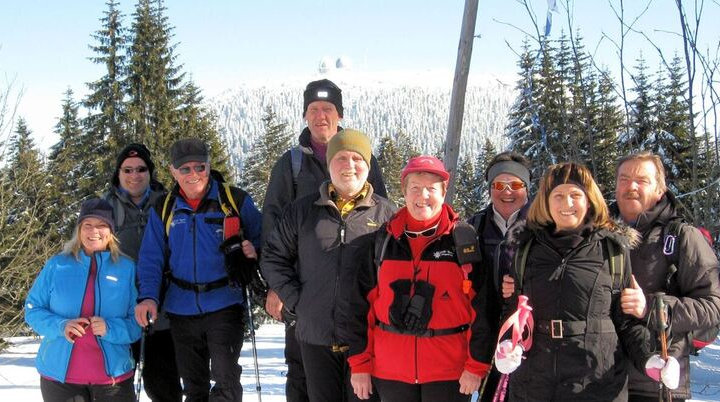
top-left (135, 138), bottom-right (262, 402)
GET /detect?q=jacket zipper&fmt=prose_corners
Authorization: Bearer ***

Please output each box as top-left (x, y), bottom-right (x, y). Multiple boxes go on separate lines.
top-left (192, 214), bottom-right (202, 313)
top-left (536, 238), bottom-right (589, 379)
top-left (410, 234), bottom-right (443, 384)
top-left (330, 213), bottom-right (346, 348)
top-left (63, 254), bottom-right (94, 379)
top-left (95, 254), bottom-right (114, 380)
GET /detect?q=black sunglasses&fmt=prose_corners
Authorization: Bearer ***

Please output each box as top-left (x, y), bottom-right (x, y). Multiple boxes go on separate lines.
top-left (178, 164), bottom-right (207, 175)
top-left (120, 166), bottom-right (149, 174)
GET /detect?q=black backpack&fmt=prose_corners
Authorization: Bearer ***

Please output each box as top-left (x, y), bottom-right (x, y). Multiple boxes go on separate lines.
top-left (662, 218), bottom-right (720, 355)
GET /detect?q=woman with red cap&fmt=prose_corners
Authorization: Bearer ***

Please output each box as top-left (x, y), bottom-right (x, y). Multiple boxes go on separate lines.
top-left (345, 156), bottom-right (497, 401)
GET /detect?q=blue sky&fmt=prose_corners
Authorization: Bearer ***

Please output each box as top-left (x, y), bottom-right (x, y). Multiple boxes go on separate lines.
top-left (0, 0), bottom-right (716, 146)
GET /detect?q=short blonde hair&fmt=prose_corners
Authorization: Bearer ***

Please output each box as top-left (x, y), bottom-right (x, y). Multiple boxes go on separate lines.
top-left (62, 223), bottom-right (121, 263)
top-left (616, 151), bottom-right (667, 193)
top-left (528, 162), bottom-right (615, 231)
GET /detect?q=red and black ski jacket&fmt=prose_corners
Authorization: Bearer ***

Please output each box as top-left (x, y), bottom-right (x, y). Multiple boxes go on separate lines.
top-left (345, 205), bottom-right (496, 384)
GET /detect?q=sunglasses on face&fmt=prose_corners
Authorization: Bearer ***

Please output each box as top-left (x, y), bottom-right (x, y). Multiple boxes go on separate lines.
top-left (491, 181), bottom-right (526, 192)
top-left (404, 224), bottom-right (438, 239)
top-left (178, 164), bottom-right (207, 175)
top-left (120, 166), bottom-right (149, 174)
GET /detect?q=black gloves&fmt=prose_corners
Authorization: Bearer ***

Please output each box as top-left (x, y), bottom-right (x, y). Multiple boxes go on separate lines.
top-left (219, 235), bottom-right (257, 288)
top-left (389, 279), bottom-right (412, 329)
top-left (388, 279), bottom-right (435, 334)
top-left (403, 281), bottom-right (434, 332)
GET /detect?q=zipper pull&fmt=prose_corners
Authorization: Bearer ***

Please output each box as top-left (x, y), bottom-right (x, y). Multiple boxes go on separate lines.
top-left (340, 226), bottom-right (346, 244)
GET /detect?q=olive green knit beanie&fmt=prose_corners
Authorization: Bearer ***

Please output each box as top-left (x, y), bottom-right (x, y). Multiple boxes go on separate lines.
top-left (326, 129), bottom-right (372, 167)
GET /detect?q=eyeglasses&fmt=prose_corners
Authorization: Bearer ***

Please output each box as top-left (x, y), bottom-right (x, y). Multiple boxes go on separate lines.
top-left (491, 181), bottom-right (526, 192)
top-left (120, 166), bottom-right (149, 174)
top-left (178, 164), bottom-right (207, 175)
top-left (404, 224), bottom-right (438, 239)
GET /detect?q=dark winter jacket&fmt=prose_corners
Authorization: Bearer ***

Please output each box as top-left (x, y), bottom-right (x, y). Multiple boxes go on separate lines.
top-left (506, 223), bottom-right (652, 402)
top-left (104, 181), bottom-right (165, 261)
top-left (468, 202), bottom-right (530, 293)
top-left (261, 127), bottom-right (388, 245)
top-left (346, 206), bottom-right (496, 384)
top-left (610, 192), bottom-right (720, 400)
top-left (260, 182), bottom-right (395, 347)
top-left (137, 173), bottom-right (262, 315)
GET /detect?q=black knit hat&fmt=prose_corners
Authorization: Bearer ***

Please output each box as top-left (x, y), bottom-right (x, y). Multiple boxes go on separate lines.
top-left (170, 138), bottom-right (209, 168)
top-left (303, 79), bottom-right (343, 118)
top-left (78, 198), bottom-right (115, 232)
top-left (112, 143), bottom-right (155, 187)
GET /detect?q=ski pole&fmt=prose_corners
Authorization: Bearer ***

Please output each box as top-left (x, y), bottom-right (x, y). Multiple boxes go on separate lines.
top-left (135, 313), bottom-right (154, 402)
top-left (245, 286), bottom-right (262, 402)
top-left (654, 292), bottom-right (672, 402)
top-left (492, 295), bottom-right (534, 402)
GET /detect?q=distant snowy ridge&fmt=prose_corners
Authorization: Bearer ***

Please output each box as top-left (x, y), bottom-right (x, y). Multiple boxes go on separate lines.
top-left (208, 70), bottom-right (517, 173)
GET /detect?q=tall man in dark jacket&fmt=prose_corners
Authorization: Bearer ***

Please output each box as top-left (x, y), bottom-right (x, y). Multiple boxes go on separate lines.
top-left (613, 151), bottom-right (720, 402)
top-left (261, 129), bottom-right (394, 402)
top-left (467, 151), bottom-right (531, 402)
top-left (135, 138), bottom-right (262, 402)
top-left (104, 143), bottom-right (182, 402)
top-left (261, 79), bottom-right (387, 402)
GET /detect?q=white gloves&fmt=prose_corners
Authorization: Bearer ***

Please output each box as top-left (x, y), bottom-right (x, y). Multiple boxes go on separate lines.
top-left (495, 339), bottom-right (524, 374)
top-left (645, 355), bottom-right (680, 390)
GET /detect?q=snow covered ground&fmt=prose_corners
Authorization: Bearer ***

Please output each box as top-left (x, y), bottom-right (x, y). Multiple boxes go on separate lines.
top-left (1, 324), bottom-right (718, 401)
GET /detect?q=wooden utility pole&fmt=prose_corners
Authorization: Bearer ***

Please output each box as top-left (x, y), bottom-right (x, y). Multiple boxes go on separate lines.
top-left (444, 0), bottom-right (479, 203)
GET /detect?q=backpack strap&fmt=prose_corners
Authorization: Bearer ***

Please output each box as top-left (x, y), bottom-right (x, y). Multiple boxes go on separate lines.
top-left (374, 229), bottom-right (392, 278)
top-left (110, 196), bottom-right (126, 229)
top-left (161, 192), bottom-right (176, 237)
top-left (160, 183), bottom-right (246, 237)
top-left (290, 146), bottom-right (303, 191)
top-left (452, 221), bottom-right (482, 265)
top-left (514, 238), bottom-right (533, 293)
top-left (603, 238), bottom-right (624, 294)
top-left (219, 182), bottom-right (242, 217)
top-left (662, 218), bottom-right (685, 288)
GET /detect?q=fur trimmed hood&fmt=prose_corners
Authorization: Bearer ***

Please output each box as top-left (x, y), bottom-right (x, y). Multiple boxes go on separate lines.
top-left (507, 220), bottom-right (640, 250)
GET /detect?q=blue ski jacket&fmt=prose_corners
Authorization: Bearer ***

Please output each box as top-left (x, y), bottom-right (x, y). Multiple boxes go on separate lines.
top-left (25, 251), bottom-right (141, 382)
top-left (137, 176), bottom-right (262, 315)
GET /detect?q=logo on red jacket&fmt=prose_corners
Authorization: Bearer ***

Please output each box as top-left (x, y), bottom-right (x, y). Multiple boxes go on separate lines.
top-left (433, 250), bottom-right (454, 259)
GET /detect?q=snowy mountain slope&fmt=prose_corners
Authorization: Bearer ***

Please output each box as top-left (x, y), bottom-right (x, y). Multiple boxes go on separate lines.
top-left (208, 70), bottom-right (517, 174)
top-left (1, 325), bottom-right (718, 401)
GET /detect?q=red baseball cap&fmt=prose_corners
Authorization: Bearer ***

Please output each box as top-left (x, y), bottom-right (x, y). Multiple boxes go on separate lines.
top-left (401, 155), bottom-right (450, 182)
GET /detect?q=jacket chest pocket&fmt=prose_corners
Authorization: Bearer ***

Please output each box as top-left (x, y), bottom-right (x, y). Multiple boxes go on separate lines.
top-left (203, 217), bottom-right (225, 240)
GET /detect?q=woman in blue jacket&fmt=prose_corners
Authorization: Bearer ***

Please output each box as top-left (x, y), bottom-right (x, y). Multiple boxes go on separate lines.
top-left (25, 198), bottom-right (142, 402)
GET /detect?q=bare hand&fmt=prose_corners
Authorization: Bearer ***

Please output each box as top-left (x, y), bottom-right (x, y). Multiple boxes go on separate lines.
top-left (351, 373), bottom-right (373, 399)
top-left (621, 275), bottom-right (647, 318)
top-left (89, 316), bottom-right (107, 337)
top-left (265, 290), bottom-right (283, 321)
top-left (64, 317), bottom-right (90, 343)
top-left (135, 299), bottom-right (158, 327)
top-left (459, 370), bottom-right (482, 395)
top-left (501, 275), bottom-right (515, 299)
top-left (241, 240), bottom-right (257, 259)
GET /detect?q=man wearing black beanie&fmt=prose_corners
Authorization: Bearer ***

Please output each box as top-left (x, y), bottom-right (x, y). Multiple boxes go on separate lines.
top-left (261, 80), bottom-right (388, 402)
top-left (104, 143), bottom-right (182, 402)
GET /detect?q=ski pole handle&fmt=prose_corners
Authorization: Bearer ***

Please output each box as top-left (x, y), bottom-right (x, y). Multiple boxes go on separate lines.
top-left (654, 292), bottom-right (668, 360)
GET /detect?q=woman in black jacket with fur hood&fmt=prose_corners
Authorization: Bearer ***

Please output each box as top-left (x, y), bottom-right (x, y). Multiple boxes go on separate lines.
top-left (496, 162), bottom-right (678, 402)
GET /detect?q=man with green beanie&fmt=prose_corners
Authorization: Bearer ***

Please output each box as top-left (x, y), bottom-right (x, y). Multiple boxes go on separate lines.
top-left (261, 79), bottom-right (387, 402)
top-left (261, 129), bottom-right (394, 402)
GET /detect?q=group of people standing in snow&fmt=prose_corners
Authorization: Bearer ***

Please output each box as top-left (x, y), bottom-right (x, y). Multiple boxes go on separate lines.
top-left (24, 78), bottom-right (720, 402)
